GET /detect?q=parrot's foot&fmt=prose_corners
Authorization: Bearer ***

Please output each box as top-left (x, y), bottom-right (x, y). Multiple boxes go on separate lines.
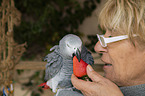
top-left (38, 82), bottom-right (50, 89)
top-left (52, 88), bottom-right (58, 93)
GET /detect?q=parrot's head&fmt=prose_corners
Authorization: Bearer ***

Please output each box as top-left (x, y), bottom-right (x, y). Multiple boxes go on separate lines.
top-left (59, 34), bottom-right (82, 60)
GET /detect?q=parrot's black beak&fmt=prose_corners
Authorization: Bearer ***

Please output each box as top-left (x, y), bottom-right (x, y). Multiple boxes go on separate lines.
top-left (73, 48), bottom-right (81, 62)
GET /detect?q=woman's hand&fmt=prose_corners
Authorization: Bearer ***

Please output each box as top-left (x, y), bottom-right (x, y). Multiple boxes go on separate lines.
top-left (71, 65), bottom-right (124, 96)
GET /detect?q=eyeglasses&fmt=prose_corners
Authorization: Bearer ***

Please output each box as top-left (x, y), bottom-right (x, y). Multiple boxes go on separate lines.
top-left (97, 34), bottom-right (137, 47)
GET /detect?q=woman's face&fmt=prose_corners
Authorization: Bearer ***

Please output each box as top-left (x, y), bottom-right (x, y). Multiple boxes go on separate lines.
top-left (94, 30), bottom-right (145, 86)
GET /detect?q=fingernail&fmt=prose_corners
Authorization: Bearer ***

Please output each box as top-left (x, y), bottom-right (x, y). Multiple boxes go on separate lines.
top-left (87, 65), bottom-right (93, 71)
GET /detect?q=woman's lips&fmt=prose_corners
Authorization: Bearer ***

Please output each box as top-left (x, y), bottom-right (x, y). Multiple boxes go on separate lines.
top-left (101, 59), bottom-right (112, 69)
top-left (103, 63), bottom-right (112, 69)
top-left (104, 64), bottom-right (112, 66)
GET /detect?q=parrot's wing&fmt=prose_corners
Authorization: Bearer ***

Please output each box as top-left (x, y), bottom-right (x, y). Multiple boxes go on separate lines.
top-left (44, 45), bottom-right (59, 63)
top-left (44, 45), bottom-right (63, 81)
top-left (81, 45), bottom-right (94, 65)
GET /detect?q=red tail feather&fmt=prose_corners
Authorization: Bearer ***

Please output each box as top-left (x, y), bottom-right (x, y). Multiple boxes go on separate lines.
top-left (38, 82), bottom-right (50, 90)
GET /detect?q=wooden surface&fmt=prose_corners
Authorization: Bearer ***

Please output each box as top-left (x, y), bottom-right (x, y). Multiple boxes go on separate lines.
top-left (15, 53), bottom-right (104, 70)
top-left (15, 61), bottom-right (46, 70)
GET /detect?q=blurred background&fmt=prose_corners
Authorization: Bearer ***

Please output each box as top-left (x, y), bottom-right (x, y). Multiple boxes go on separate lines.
top-left (0, 0), bottom-right (107, 96)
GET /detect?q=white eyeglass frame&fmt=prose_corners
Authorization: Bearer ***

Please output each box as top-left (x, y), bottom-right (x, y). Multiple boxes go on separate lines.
top-left (97, 34), bottom-right (137, 47)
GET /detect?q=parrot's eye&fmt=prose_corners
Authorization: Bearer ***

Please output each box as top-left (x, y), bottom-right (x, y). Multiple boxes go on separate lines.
top-left (67, 44), bottom-right (70, 47)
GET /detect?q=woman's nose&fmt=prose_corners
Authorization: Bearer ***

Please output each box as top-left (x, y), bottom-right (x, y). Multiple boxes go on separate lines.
top-left (94, 41), bottom-right (107, 53)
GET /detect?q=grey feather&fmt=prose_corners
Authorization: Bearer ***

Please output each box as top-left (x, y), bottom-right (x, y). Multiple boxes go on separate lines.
top-left (81, 45), bottom-right (94, 65)
top-left (44, 45), bottom-right (63, 81)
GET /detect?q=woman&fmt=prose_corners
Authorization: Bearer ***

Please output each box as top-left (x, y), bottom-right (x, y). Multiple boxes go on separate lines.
top-left (71, 0), bottom-right (145, 96)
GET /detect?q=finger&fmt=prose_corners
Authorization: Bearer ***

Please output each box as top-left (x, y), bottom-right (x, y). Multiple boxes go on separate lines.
top-left (71, 74), bottom-right (92, 91)
top-left (87, 65), bottom-right (104, 82)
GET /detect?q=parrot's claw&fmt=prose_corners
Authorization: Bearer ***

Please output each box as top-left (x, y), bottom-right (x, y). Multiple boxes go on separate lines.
top-left (38, 82), bottom-right (50, 90)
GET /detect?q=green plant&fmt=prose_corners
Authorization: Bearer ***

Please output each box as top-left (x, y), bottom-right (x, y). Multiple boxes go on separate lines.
top-left (14, 0), bottom-right (101, 59)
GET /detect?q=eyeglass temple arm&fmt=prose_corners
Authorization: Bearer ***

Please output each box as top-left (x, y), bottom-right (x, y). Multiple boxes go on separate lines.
top-left (104, 35), bottom-right (129, 43)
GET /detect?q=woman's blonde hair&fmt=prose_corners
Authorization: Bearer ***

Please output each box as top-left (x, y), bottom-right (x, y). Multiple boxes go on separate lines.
top-left (99, 0), bottom-right (145, 47)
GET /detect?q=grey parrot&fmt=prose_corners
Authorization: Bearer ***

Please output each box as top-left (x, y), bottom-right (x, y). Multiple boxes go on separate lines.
top-left (43, 34), bottom-right (94, 93)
